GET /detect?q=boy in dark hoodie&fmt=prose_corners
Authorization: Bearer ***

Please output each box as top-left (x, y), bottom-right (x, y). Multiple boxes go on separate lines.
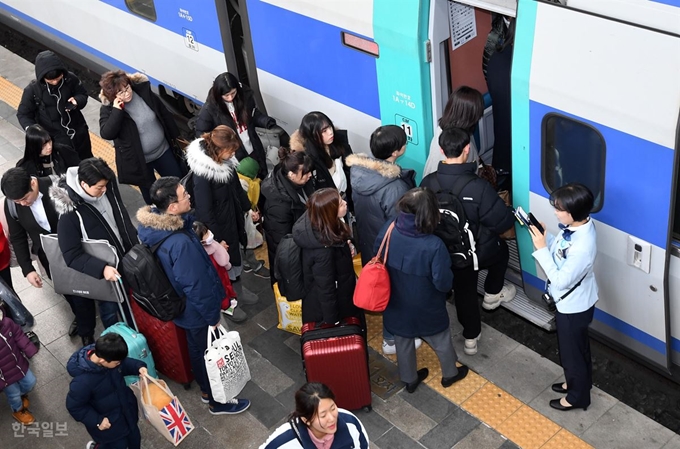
top-left (66, 333), bottom-right (147, 449)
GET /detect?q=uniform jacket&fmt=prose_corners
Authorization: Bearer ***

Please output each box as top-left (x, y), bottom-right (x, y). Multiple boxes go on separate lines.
top-left (50, 169), bottom-right (138, 279)
top-left (292, 212), bottom-right (358, 325)
top-left (346, 154), bottom-right (415, 265)
top-left (0, 316), bottom-right (38, 390)
top-left (17, 51), bottom-right (89, 146)
top-left (16, 142), bottom-right (80, 178)
top-left (194, 87), bottom-right (274, 179)
top-left (420, 162), bottom-right (515, 266)
top-left (66, 345), bottom-right (145, 443)
top-left (136, 206), bottom-right (224, 329)
top-left (376, 213), bottom-right (453, 338)
top-left (187, 138), bottom-right (251, 267)
top-left (5, 176), bottom-right (60, 276)
top-left (261, 165), bottom-right (314, 280)
top-left (99, 73), bottom-right (180, 186)
top-left (259, 409), bottom-right (369, 449)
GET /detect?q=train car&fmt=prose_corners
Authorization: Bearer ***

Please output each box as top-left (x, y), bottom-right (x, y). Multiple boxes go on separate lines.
top-left (1, 0), bottom-right (679, 376)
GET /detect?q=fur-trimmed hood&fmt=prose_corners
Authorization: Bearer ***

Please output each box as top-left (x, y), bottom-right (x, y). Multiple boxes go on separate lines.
top-left (99, 72), bottom-right (150, 105)
top-left (347, 153), bottom-right (412, 196)
top-left (289, 130), bottom-right (305, 152)
top-left (48, 172), bottom-right (79, 215)
top-left (346, 154), bottom-right (401, 178)
top-left (186, 138), bottom-right (239, 183)
top-left (136, 205), bottom-right (185, 232)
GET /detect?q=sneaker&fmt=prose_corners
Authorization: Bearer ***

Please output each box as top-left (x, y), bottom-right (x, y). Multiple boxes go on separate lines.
top-left (442, 365), bottom-right (469, 387)
top-left (252, 264), bottom-right (270, 279)
top-left (482, 284), bottom-right (516, 310)
top-left (382, 338), bottom-right (423, 355)
top-left (86, 442), bottom-right (99, 449)
top-left (200, 392), bottom-right (210, 404)
top-left (21, 394), bottom-right (29, 409)
top-left (222, 301), bottom-right (247, 323)
top-left (209, 398), bottom-right (251, 415)
top-left (235, 285), bottom-right (259, 305)
top-left (464, 331), bottom-right (481, 356)
top-left (12, 407), bottom-right (35, 425)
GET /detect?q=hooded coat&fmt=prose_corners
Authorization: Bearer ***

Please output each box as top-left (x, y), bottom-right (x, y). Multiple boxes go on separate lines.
top-left (261, 165), bottom-right (314, 282)
top-left (50, 168), bottom-right (138, 280)
top-left (16, 51), bottom-right (91, 159)
top-left (346, 154), bottom-right (416, 265)
top-left (186, 138), bottom-right (251, 267)
top-left (0, 316), bottom-right (38, 390)
top-left (195, 87), bottom-right (275, 179)
top-left (99, 73), bottom-right (180, 187)
top-left (66, 345), bottom-right (145, 443)
top-left (136, 206), bottom-right (224, 329)
top-left (292, 212), bottom-right (358, 325)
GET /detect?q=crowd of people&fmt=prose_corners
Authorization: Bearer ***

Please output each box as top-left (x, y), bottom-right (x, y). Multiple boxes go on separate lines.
top-left (0, 49), bottom-right (600, 448)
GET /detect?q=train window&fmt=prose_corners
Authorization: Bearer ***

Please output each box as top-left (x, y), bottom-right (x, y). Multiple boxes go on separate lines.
top-left (125, 0), bottom-right (157, 22)
top-left (541, 114), bottom-right (606, 212)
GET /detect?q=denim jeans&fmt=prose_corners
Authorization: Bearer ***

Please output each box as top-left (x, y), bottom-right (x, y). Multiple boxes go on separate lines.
top-left (139, 149), bottom-right (185, 204)
top-left (4, 369), bottom-right (36, 411)
top-left (383, 326), bottom-right (394, 343)
top-left (183, 326), bottom-right (215, 405)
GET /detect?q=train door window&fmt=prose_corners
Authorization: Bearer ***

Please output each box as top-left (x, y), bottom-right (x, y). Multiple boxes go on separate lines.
top-left (541, 114), bottom-right (606, 211)
top-left (125, 0), bottom-right (157, 22)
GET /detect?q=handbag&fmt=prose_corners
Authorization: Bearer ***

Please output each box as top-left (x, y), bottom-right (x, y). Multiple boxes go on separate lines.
top-left (353, 222), bottom-right (394, 312)
top-left (40, 210), bottom-right (121, 302)
top-left (274, 283), bottom-right (302, 335)
top-left (498, 190), bottom-right (516, 239)
top-left (0, 276), bottom-right (34, 328)
top-left (204, 325), bottom-right (251, 403)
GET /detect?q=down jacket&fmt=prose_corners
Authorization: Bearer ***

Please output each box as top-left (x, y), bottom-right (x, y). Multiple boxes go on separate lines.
top-left (346, 154), bottom-right (415, 265)
top-left (187, 138), bottom-right (251, 267)
top-left (136, 206), bottom-right (224, 329)
top-left (0, 316), bottom-right (38, 390)
top-left (99, 73), bottom-right (180, 187)
top-left (292, 212), bottom-right (358, 325)
top-left (66, 345), bottom-right (145, 444)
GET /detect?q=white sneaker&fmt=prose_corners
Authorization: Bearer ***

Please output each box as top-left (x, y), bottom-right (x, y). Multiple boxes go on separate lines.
top-left (464, 332), bottom-right (481, 355)
top-left (382, 338), bottom-right (423, 355)
top-left (482, 284), bottom-right (517, 310)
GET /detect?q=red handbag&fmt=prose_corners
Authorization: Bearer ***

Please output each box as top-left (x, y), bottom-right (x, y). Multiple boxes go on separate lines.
top-left (353, 222), bottom-right (394, 312)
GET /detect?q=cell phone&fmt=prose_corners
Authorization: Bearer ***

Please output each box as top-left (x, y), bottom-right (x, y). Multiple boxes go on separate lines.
top-left (64, 102), bottom-right (76, 111)
top-left (528, 213), bottom-right (545, 235)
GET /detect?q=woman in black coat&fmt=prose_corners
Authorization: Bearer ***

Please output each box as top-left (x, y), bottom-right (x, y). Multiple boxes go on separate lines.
top-left (195, 72), bottom-right (276, 179)
top-left (98, 70), bottom-right (184, 204)
top-left (261, 147), bottom-right (314, 285)
top-left (292, 188), bottom-right (359, 325)
top-left (17, 124), bottom-right (80, 177)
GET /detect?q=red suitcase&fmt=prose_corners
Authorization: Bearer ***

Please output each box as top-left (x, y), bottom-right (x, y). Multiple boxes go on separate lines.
top-left (301, 317), bottom-right (372, 411)
top-left (129, 298), bottom-right (194, 388)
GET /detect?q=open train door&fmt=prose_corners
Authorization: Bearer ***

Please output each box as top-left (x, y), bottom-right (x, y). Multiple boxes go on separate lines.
top-left (512, 0), bottom-right (680, 372)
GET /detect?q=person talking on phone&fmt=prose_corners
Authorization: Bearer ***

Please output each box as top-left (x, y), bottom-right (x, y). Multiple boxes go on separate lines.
top-left (529, 183), bottom-right (598, 412)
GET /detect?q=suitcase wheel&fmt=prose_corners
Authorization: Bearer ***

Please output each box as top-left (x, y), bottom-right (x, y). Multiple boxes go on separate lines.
top-left (362, 405), bottom-right (372, 413)
top-left (182, 382), bottom-right (192, 390)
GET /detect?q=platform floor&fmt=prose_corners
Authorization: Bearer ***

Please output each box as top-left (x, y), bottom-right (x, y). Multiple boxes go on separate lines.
top-left (0, 45), bottom-right (677, 449)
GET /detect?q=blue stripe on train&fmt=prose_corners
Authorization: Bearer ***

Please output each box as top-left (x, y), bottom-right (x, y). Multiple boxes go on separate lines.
top-left (529, 101), bottom-right (674, 249)
top-left (247, 0), bottom-right (380, 119)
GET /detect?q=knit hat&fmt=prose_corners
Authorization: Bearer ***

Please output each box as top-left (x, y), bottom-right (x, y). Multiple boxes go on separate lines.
top-left (237, 157), bottom-right (259, 179)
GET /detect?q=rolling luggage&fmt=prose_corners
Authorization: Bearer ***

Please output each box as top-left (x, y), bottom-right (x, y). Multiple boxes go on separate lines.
top-left (101, 322), bottom-right (158, 385)
top-left (301, 317), bottom-right (372, 411)
top-left (130, 298), bottom-right (194, 388)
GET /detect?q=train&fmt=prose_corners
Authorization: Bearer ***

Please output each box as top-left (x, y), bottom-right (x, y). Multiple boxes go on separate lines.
top-left (1, 0), bottom-right (679, 377)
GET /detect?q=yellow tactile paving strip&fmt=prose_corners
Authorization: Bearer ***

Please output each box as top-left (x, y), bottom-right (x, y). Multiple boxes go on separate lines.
top-left (0, 74), bottom-right (593, 449)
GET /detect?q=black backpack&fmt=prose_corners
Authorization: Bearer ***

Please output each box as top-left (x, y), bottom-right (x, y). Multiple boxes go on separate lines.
top-left (274, 234), bottom-right (307, 300)
top-left (121, 231), bottom-right (186, 321)
top-left (430, 174), bottom-right (479, 271)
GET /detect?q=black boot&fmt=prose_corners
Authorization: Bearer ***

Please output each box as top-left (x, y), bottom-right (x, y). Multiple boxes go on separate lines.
top-left (81, 335), bottom-right (95, 347)
top-left (68, 319), bottom-right (78, 337)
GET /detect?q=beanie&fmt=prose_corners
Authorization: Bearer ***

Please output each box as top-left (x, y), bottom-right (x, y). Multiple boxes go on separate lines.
top-left (236, 157), bottom-right (259, 179)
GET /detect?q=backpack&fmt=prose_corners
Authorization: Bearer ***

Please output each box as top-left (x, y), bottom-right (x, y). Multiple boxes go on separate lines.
top-left (430, 174), bottom-right (479, 271)
top-left (274, 234), bottom-right (307, 300)
top-left (121, 231), bottom-right (186, 321)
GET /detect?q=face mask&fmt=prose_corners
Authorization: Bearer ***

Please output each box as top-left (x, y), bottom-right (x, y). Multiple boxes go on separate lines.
top-left (203, 231), bottom-right (214, 245)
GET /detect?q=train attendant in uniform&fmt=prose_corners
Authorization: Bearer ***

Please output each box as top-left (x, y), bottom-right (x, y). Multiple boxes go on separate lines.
top-left (98, 70), bottom-right (185, 205)
top-left (529, 183), bottom-right (598, 412)
top-left (259, 382), bottom-right (369, 449)
top-left (195, 72), bottom-right (276, 179)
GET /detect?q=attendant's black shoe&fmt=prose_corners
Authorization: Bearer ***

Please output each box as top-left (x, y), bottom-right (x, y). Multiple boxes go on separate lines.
top-left (551, 383), bottom-right (567, 394)
top-left (81, 335), bottom-right (95, 347)
top-left (442, 365), bottom-right (469, 388)
top-left (405, 368), bottom-right (429, 393)
top-left (549, 398), bottom-right (587, 411)
top-left (68, 319), bottom-right (78, 337)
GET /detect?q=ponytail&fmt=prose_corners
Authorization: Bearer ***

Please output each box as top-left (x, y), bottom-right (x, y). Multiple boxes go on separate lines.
top-left (201, 125), bottom-right (240, 162)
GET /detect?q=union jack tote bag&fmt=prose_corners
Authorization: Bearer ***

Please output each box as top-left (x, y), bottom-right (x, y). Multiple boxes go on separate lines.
top-left (138, 373), bottom-right (194, 446)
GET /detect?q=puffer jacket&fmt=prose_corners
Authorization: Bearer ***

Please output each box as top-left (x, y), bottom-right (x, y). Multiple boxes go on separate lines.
top-left (136, 206), bottom-right (224, 329)
top-left (17, 51), bottom-right (89, 152)
top-left (0, 316), bottom-right (38, 390)
top-left (16, 142), bottom-right (80, 178)
top-left (187, 138), bottom-right (251, 267)
top-left (346, 153), bottom-right (415, 265)
top-left (99, 73), bottom-right (180, 186)
top-left (66, 345), bottom-right (145, 443)
top-left (292, 212), bottom-right (358, 325)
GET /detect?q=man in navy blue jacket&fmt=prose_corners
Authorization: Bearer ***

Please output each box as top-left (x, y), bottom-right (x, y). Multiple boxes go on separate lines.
top-left (136, 176), bottom-right (250, 415)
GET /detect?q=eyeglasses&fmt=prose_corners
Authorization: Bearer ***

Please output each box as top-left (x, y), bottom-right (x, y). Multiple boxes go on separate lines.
top-left (116, 85), bottom-right (131, 96)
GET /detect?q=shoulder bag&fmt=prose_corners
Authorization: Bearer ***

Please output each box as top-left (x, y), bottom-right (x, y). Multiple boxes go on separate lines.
top-left (353, 222), bottom-right (395, 312)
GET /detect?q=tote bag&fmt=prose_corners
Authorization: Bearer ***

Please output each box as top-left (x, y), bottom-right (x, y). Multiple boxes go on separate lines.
top-left (40, 210), bottom-right (121, 302)
top-left (353, 222), bottom-right (394, 312)
top-left (204, 325), bottom-right (251, 403)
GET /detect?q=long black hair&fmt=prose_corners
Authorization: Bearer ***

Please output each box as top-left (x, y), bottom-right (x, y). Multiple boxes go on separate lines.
top-left (298, 111), bottom-right (344, 170)
top-left (438, 86), bottom-right (484, 133)
top-left (210, 72), bottom-right (249, 126)
top-left (20, 124), bottom-right (52, 170)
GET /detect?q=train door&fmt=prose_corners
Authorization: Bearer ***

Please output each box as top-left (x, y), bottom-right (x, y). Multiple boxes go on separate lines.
top-left (513, 0), bottom-right (680, 371)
